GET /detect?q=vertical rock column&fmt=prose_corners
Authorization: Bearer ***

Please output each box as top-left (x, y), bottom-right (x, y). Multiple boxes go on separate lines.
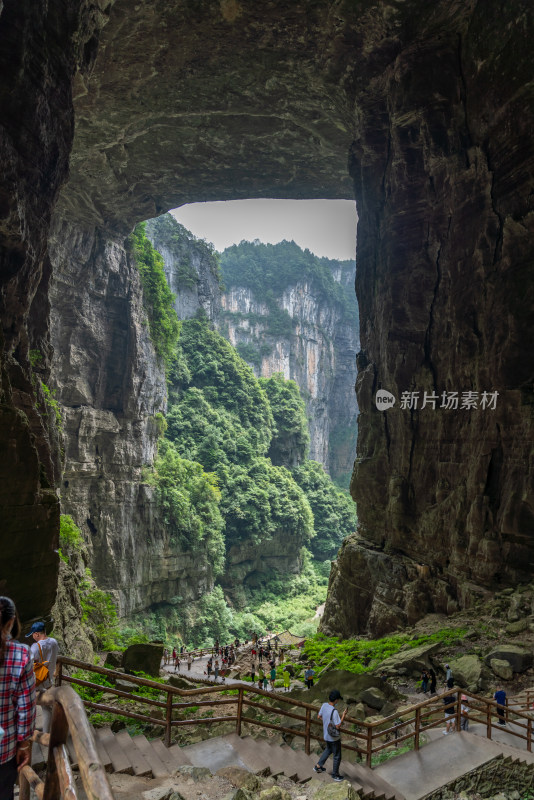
top-left (323, 4), bottom-right (534, 636)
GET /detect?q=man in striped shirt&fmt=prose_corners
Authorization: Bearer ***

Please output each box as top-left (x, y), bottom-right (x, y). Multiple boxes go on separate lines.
top-left (0, 598), bottom-right (36, 800)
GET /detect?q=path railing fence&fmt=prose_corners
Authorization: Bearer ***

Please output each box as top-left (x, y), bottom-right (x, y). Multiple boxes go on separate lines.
top-left (57, 657), bottom-right (534, 768)
top-left (19, 684), bottom-right (114, 800)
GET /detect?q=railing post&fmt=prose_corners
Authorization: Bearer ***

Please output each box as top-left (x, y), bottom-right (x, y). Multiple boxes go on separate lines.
top-left (506, 696), bottom-right (509, 722)
top-left (56, 659), bottom-right (63, 687)
top-left (19, 743), bottom-right (31, 800)
top-left (528, 717), bottom-right (532, 753)
top-left (236, 688), bottom-right (243, 736)
top-left (43, 696), bottom-right (69, 800)
top-left (305, 707), bottom-right (311, 755)
top-left (414, 707), bottom-right (421, 751)
top-left (165, 691), bottom-right (173, 748)
top-left (366, 725), bottom-right (373, 768)
top-left (456, 691), bottom-right (461, 734)
top-left (487, 699), bottom-right (492, 740)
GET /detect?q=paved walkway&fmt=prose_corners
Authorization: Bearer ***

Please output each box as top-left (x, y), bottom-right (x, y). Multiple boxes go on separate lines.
top-left (161, 650), bottom-right (303, 694)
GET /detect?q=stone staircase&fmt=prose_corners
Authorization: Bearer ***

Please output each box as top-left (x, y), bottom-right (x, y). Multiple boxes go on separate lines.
top-left (31, 727), bottom-right (403, 800)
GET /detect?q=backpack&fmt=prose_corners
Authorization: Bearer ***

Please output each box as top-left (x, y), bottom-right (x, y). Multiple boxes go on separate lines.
top-left (34, 642), bottom-right (50, 686)
top-left (327, 707), bottom-right (340, 739)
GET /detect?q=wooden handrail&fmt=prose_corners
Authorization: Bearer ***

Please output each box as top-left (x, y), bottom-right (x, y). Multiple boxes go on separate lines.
top-left (19, 685), bottom-right (114, 800)
top-left (57, 659), bottom-right (534, 769)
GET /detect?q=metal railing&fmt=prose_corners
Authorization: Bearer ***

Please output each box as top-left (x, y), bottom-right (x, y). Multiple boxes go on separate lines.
top-left (57, 658), bottom-right (534, 768)
top-left (19, 684), bottom-right (114, 800)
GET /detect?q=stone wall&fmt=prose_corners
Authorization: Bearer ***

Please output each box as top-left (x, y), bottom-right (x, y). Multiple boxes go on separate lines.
top-left (424, 753), bottom-right (534, 799)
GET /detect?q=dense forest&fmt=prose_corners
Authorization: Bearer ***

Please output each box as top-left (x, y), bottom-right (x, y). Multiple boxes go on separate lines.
top-left (122, 225), bottom-right (358, 646)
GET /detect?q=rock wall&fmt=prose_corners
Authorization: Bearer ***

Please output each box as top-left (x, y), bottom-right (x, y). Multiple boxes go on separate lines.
top-left (220, 264), bottom-right (359, 485)
top-left (145, 216), bottom-right (222, 322)
top-left (0, 0), bottom-right (114, 624)
top-left (322, 0), bottom-right (534, 637)
top-left (48, 221), bottom-right (213, 616)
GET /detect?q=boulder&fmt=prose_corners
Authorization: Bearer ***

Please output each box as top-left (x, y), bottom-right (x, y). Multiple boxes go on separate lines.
top-left (484, 645), bottom-right (533, 673)
top-left (378, 642), bottom-right (441, 678)
top-left (216, 767), bottom-right (261, 791)
top-left (115, 679), bottom-right (138, 693)
top-left (490, 659), bottom-right (513, 681)
top-left (258, 788), bottom-right (292, 800)
top-left (104, 651), bottom-right (123, 669)
top-left (348, 703), bottom-right (366, 721)
top-left (143, 790), bottom-right (186, 800)
top-left (289, 671), bottom-right (399, 705)
top-left (167, 674), bottom-right (197, 690)
top-left (175, 765), bottom-right (211, 781)
top-left (450, 655), bottom-right (484, 692)
top-left (506, 618), bottom-right (530, 635)
top-left (122, 643), bottom-right (164, 676)
top-left (359, 687), bottom-right (386, 710)
top-left (314, 781), bottom-right (358, 800)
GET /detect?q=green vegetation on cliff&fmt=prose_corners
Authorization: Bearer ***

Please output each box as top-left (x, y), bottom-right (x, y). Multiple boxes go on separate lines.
top-left (130, 222), bottom-right (181, 366)
top-left (260, 372), bottom-right (310, 465)
top-left (220, 239), bottom-right (356, 316)
top-left (149, 438), bottom-right (225, 574)
top-left (165, 315), bottom-right (313, 551)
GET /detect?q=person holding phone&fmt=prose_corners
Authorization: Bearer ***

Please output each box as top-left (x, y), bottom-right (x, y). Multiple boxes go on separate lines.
top-left (314, 689), bottom-right (347, 782)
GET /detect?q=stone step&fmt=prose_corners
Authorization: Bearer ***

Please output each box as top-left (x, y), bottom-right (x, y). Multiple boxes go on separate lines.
top-left (151, 739), bottom-right (191, 773)
top-left (114, 730), bottom-right (153, 777)
top-left (95, 728), bottom-right (134, 775)
top-left (167, 742), bottom-right (194, 767)
top-left (131, 734), bottom-right (169, 779)
top-left (89, 726), bottom-right (113, 772)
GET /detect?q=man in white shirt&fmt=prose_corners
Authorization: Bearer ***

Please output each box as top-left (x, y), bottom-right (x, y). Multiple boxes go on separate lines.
top-left (26, 622), bottom-right (59, 733)
top-left (313, 689), bottom-right (347, 781)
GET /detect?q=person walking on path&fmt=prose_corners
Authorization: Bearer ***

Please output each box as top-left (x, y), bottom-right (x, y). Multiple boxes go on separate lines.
top-left (258, 666), bottom-right (264, 690)
top-left (26, 621), bottom-right (58, 734)
top-left (421, 669), bottom-right (429, 694)
top-left (187, 655), bottom-right (192, 671)
top-left (429, 669), bottom-right (437, 695)
top-left (283, 669), bottom-right (291, 691)
top-left (444, 664), bottom-right (453, 687)
top-left (214, 660), bottom-right (219, 682)
top-left (443, 691), bottom-right (456, 734)
top-left (207, 659), bottom-right (212, 679)
top-left (0, 597), bottom-right (36, 800)
top-left (461, 695), bottom-right (470, 731)
top-left (494, 686), bottom-right (507, 725)
top-left (305, 665), bottom-right (315, 689)
top-left (314, 689), bottom-right (347, 781)
top-left (269, 666), bottom-right (276, 690)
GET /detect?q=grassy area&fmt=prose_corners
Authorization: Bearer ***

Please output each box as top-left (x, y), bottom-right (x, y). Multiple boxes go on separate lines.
top-left (303, 628), bottom-right (467, 674)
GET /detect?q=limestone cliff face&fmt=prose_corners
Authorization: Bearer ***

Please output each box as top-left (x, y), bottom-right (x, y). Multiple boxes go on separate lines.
top-left (220, 263), bottom-right (359, 486)
top-left (0, 0), bottom-right (115, 624)
top-left (145, 216), bottom-right (221, 322)
top-left (322, 0), bottom-right (534, 637)
top-left (49, 221), bottom-right (213, 617)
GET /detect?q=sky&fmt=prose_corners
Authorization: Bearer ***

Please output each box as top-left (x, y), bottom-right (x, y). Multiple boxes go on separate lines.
top-left (171, 199), bottom-right (357, 261)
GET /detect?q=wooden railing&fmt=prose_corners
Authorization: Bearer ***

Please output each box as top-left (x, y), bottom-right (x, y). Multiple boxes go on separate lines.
top-left (57, 658), bottom-right (534, 769)
top-left (19, 684), bottom-right (114, 800)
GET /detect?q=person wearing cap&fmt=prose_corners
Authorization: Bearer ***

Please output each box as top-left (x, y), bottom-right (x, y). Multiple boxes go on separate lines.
top-left (314, 689), bottom-right (347, 782)
top-left (26, 622), bottom-right (58, 734)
